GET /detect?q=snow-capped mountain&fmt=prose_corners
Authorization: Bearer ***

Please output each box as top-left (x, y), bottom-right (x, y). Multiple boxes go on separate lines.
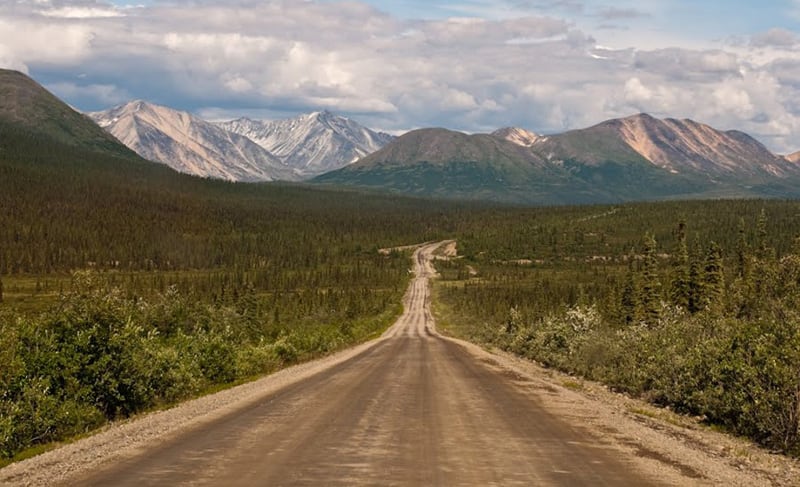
top-left (89, 101), bottom-right (298, 182)
top-left (218, 111), bottom-right (395, 178)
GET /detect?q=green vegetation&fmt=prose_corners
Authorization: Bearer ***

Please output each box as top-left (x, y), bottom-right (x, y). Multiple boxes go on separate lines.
top-left (0, 269), bottom-right (405, 460)
top-left (3, 83), bottom-right (800, 463)
top-left (0, 122), bottom-right (469, 460)
top-left (435, 201), bottom-right (800, 455)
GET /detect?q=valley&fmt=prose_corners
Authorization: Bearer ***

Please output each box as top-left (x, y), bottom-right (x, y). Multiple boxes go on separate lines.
top-left (1, 67), bottom-right (800, 485)
top-left (4, 243), bottom-right (791, 486)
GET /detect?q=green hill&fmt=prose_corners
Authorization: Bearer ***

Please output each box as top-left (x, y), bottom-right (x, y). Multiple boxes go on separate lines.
top-left (0, 69), bottom-right (137, 157)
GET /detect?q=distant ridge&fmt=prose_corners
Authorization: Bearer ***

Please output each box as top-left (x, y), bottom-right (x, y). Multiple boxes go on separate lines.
top-left (89, 101), bottom-right (297, 182)
top-left (315, 114), bottom-right (800, 204)
top-left (541, 113), bottom-right (797, 180)
top-left (5, 68), bottom-right (800, 206)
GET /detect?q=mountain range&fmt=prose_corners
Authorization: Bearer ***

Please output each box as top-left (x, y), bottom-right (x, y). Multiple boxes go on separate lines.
top-left (89, 101), bottom-right (297, 182)
top-left (316, 114), bottom-right (800, 204)
top-left (4, 68), bottom-right (800, 205)
top-left (218, 112), bottom-right (393, 178)
top-left (89, 102), bottom-right (393, 182)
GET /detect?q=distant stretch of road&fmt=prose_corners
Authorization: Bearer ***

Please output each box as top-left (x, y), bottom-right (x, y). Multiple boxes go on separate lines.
top-left (65, 242), bottom-right (668, 485)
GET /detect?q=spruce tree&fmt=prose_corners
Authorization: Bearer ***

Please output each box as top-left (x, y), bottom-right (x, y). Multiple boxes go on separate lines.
top-left (732, 217), bottom-right (755, 319)
top-left (734, 217), bottom-right (749, 278)
top-left (641, 233), bottom-right (661, 324)
top-left (756, 208), bottom-right (769, 260)
top-left (753, 209), bottom-right (775, 302)
top-left (670, 220), bottom-right (690, 309)
top-left (703, 241), bottom-right (725, 313)
top-left (621, 250), bottom-right (640, 325)
top-left (687, 241), bottom-right (704, 314)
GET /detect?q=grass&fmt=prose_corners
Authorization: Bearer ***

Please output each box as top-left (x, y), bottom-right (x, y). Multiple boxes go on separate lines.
top-left (561, 379), bottom-right (584, 390)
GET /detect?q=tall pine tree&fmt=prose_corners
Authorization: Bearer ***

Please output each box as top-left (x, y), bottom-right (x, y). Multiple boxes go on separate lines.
top-left (703, 241), bottom-right (725, 314)
top-left (641, 233), bottom-right (661, 325)
top-left (670, 220), bottom-right (690, 309)
top-left (621, 250), bottom-right (640, 325)
top-left (687, 240), bottom-right (704, 314)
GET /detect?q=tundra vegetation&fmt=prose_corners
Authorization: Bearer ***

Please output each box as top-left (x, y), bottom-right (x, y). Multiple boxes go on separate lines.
top-left (2, 123), bottom-right (800, 460)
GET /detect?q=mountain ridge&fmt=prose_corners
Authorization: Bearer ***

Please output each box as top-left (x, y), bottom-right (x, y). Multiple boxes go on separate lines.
top-left (580, 113), bottom-right (796, 179)
top-left (491, 127), bottom-right (541, 147)
top-left (89, 101), bottom-right (298, 182)
top-left (217, 111), bottom-right (394, 178)
top-left (4, 69), bottom-right (800, 206)
top-left (315, 114), bottom-right (800, 204)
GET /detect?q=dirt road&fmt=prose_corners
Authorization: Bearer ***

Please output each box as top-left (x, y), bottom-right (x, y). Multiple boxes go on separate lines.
top-left (2, 241), bottom-right (790, 486)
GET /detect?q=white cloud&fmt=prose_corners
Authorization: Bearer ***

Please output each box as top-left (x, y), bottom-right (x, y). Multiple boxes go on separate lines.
top-left (38, 6), bottom-right (125, 18)
top-left (0, 0), bottom-right (799, 152)
top-left (712, 83), bottom-right (755, 119)
top-left (0, 18), bottom-right (95, 65)
top-left (751, 28), bottom-right (799, 48)
top-left (222, 75), bottom-right (253, 94)
top-left (623, 77), bottom-right (651, 103)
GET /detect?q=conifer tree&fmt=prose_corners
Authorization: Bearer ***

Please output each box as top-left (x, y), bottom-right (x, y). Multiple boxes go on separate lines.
top-left (687, 241), bottom-right (704, 314)
top-left (670, 220), bottom-right (690, 309)
top-left (756, 208), bottom-right (769, 260)
top-left (621, 250), bottom-right (640, 325)
top-left (641, 233), bottom-right (661, 324)
top-left (703, 241), bottom-right (725, 313)
top-left (735, 217), bottom-right (749, 279)
top-left (731, 217), bottom-right (756, 318)
top-left (753, 209), bottom-right (775, 301)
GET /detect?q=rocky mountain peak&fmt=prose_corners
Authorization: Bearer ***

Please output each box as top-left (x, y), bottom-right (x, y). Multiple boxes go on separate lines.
top-left (218, 110), bottom-right (394, 178)
top-left (491, 127), bottom-right (541, 147)
top-left (88, 101), bottom-right (296, 182)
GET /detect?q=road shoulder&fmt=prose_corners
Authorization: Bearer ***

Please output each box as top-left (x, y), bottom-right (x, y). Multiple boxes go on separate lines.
top-left (438, 333), bottom-right (800, 486)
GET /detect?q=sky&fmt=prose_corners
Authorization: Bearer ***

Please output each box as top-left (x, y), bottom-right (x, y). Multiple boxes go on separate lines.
top-left (2, 0), bottom-right (800, 152)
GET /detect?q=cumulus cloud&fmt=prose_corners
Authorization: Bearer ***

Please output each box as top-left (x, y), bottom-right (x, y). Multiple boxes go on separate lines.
top-left (633, 48), bottom-right (740, 81)
top-left (0, 0), bottom-right (799, 152)
top-left (751, 28), bottom-right (800, 48)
